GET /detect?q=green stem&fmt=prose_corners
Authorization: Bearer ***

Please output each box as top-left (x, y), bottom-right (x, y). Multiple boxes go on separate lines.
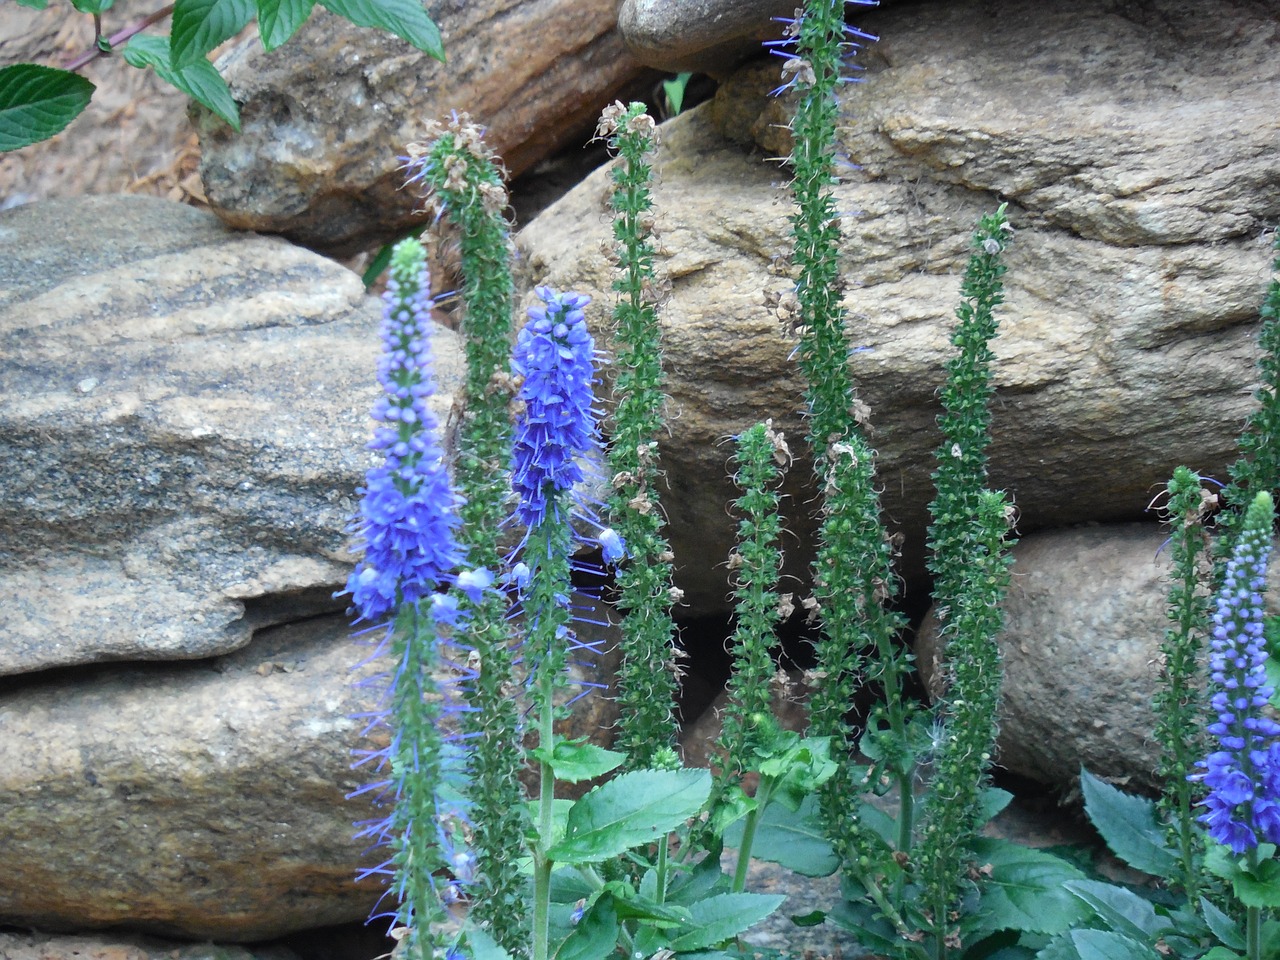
top-left (732, 778), bottom-right (774, 893)
top-left (533, 648), bottom-right (558, 960)
top-left (1248, 846), bottom-right (1261, 960)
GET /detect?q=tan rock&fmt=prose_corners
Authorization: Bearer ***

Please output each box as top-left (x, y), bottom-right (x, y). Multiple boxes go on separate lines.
top-left (198, 0), bottom-right (651, 256)
top-left (916, 524), bottom-right (1280, 793)
top-left (617, 0), bottom-right (798, 75)
top-left (0, 930), bottom-right (296, 960)
top-left (0, 194), bottom-right (463, 675)
top-left (516, 0), bottom-right (1280, 614)
top-left (0, 607), bottom-right (620, 939)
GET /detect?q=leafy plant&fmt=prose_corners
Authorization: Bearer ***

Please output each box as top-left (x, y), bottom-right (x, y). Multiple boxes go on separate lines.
top-left (2, 0), bottom-right (444, 150)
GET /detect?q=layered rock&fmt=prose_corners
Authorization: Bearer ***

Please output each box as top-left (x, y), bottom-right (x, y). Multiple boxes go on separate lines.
top-left (197, 0), bottom-right (652, 255)
top-left (917, 524), bottom-right (1280, 793)
top-left (617, 0), bottom-right (797, 75)
top-left (516, 0), bottom-right (1280, 614)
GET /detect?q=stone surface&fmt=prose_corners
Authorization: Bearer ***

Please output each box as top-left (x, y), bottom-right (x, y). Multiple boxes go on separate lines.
top-left (516, 0), bottom-right (1280, 615)
top-left (0, 194), bottom-right (463, 676)
top-left (197, 0), bottom-right (652, 256)
top-left (917, 523), bottom-right (1280, 793)
top-left (0, 607), bottom-right (622, 939)
top-left (0, 931), bottom-right (297, 960)
top-left (617, 0), bottom-right (797, 75)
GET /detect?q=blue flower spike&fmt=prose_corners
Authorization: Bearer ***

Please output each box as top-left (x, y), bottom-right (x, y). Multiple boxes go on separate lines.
top-left (1194, 490), bottom-right (1280, 854)
top-left (344, 237), bottom-right (473, 960)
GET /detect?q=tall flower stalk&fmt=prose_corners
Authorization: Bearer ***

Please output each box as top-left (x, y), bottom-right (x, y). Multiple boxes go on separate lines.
top-left (916, 208), bottom-right (1016, 954)
top-left (509, 286), bottom-right (623, 960)
top-left (1194, 491), bottom-right (1279, 960)
top-left (403, 115), bottom-right (528, 952)
top-left (1154, 465), bottom-right (1216, 901)
top-left (599, 101), bottom-right (682, 770)
top-left (1219, 235), bottom-right (1280, 552)
top-left (772, 0), bottom-right (902, 886)
top-left (346, 238), bottom-right (476, 960)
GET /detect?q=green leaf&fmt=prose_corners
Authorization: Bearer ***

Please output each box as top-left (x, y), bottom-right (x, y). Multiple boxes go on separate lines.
top-left (123, 35), bottom-right (240, 131)
top-left (468, 928), bottom-right (515, 960)
top-left (547, 768), bottom-right (711, 864)
top-left (979, 787), bottom-right (1015, 825)
top-left (320, 0), bottom-right (444, 60)
top-left (170, 0), bottom-right (255, 68)
top-left (668, 893), bottom-right (785, 952)
top-left (1065, 929), bottom-right (1163, 960)
top-left (1061, 879), bottom-right (1161, 941)
top-left (70, 0), bottom-right (114, 13)
top-left (554, 894), bottom-right (619, 960)
top-left (661, 72), bottom-right (692, 117)
top-left (531, 737), bottom-right (626, 784)
top-left (256, 0), bottom-right (316, 48)
top-left (1201, 896), bottom-right (1246, 951)
top-left (970, 837), bottom-right (1089, 937)
top-left (1079, 768), bottom-right (1178, 878)
top-left (1234, 857), bottom-right (1280, 909)
top-left (14, 0), bottom-right (50, 8)
top-left (0, 64), bottom-right (94, 152)
top-left (723, 794), bottom-right (838, 877)
top-left (1201, 950), bottom-right (1246, 960)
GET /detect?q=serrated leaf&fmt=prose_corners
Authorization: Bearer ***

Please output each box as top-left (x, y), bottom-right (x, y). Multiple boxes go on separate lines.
top-left (1232, 857), bottom-right (1280, 909)
top-left (970, 838), bottom-right (1088, 937)
top-left (123, 35), bottom-right (240, 131)
top-left (1201, 896), bottom-right (1246, 951)
top-left (1079, 768), bottom-right (1178, 878)
top-left (723, 794), bottom-right (838, 877)
top-left (1065, 929), bottom-right (1163, 960)
top-left (980, 787), bottom-right (1015, 825)
top-left (320, 0), bottom-right (444, 60)
top-left (668, 893), bottom-right (785, 952)
top-left (170, 0), bottom-right (255, 68)
top-left (0, 64), bottom-right (95, 152)
top-left (1062, 879), bottom-right (1161, 941)
top-left (256, 0), bottom-right (316, 49)
top-left (547, 769), bottom-right (710, 864)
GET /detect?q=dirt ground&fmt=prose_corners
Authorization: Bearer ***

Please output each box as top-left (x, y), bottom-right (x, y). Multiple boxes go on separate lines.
top-left (1, 0), bottom-right (209, 211)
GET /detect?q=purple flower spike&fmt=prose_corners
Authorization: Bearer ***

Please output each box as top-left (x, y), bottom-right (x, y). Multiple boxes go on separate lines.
top-left (345, 240), bottom-right (465, 625)
top-left (510, 286), bottom-right (598, 529)
top-left (1192, 491), bottom-right (1280, 853)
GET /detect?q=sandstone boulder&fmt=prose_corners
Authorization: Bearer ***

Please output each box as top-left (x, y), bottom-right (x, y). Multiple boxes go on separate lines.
top-left (198, 0), bottom-right (652, 256)
top-left (516, 0), bottom-right (1280, 615)
top-left (917, 523), bottom-right (1280, 793)
top-left (0, 194), bottom-right (458, 676)
top-left (617, 0), bottom-right (797, 75)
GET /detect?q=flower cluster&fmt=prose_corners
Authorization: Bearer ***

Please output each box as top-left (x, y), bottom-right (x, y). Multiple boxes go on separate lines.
top-left (510, 286), bottom-right (601, 530)
top-left (346, 238), bottom-right (465, 624)
top-left (1195, 490), bottom-right (1280, 854)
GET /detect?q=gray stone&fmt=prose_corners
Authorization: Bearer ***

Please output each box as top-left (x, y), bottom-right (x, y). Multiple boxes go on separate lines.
top-left (198, 0), bottom-right (649, 256)
top-left (0, 607), bottom-right (622, 939)
top-left (0, 931), bottom-right (297, 960)
top-left (0, 194), bottom-right (463, 675)
top-left (917, 524), bottom-right (1280, 792)
top-left (617, 0), bottom-right (797, 75)
top-left (516, 0), bottom-right (1280, 615)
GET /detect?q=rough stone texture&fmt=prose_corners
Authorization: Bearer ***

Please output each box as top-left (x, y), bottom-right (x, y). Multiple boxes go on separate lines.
top-left (617, 0), bottom-right (796, 75)
top-left (917, 524), bottom-right (1280, 793)
top-left (0, 931), bottom-right (297, 960)
top-left (516, 0), bottom-right (1280, 615)
top-left (0, 194), bottom-right (462, 676)
top-left (198, 0), bottom-right (652, 257)
top-left (0, 608), bottom-right (622, 940)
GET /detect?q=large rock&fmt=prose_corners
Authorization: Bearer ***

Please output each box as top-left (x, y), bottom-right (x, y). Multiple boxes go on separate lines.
top-left (0, 194), bottom-right (454, 676)
top-left (198, 0), bottom-right (652, 256)
top-left (0, 931), bottom-right (297, 960)
top-left (617, 0), bottom-right (797, 75)
top-left (917, 524), bottom-right (1280, 793)
top-left (0, 193), bottom-right (621, 936)
top-left (515, 0), bottom-right (1280, 615)
top-left (0, 608), bottom-right (623, 939)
